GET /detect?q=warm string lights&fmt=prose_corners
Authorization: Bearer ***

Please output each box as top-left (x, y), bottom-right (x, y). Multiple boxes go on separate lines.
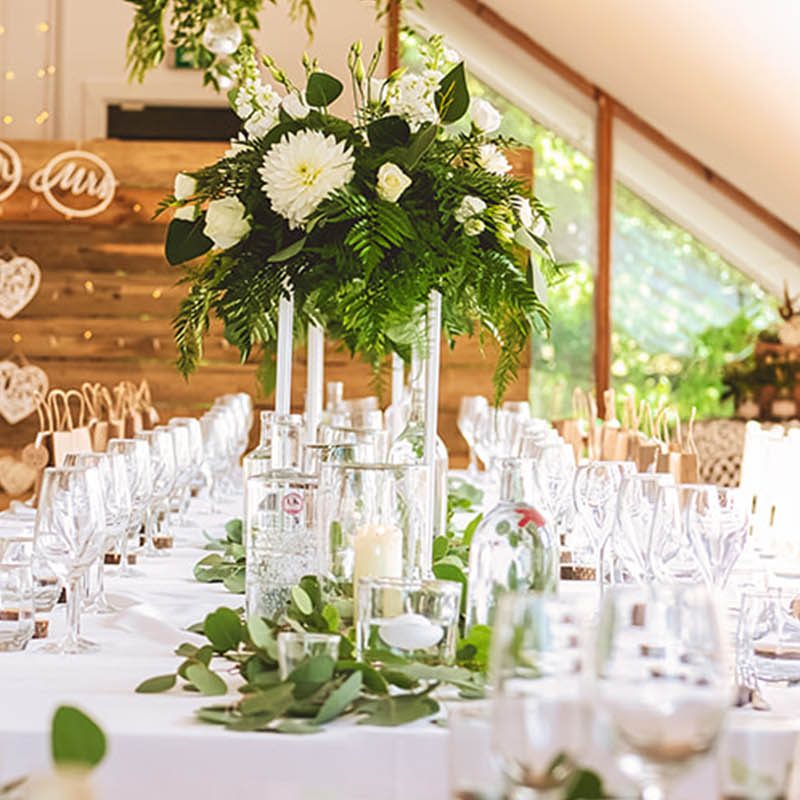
top-left (0, 3), bottom-right (57, 130)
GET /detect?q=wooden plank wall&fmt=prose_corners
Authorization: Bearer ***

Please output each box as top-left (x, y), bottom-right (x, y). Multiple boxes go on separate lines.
top-left (0, 139), bottom-right (531, 501)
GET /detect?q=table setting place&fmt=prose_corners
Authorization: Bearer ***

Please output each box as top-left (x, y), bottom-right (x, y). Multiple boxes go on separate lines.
top-left (0, 388), bottom-right (796, 800)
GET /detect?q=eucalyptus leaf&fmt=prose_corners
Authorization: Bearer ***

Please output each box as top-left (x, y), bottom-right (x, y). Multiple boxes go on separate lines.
top-left (224, 518), bottom-right (243, 543)
top-left (223, 568), bottom-right (246, 594)
top-left (196, 707), bottom-right (237, 725)
top-left (269, 720), bottom-right (323, 735)
top-left (225, 713), bottom-right (276, 732)
top-left (51, 706), bottom-right (107, 769)
top-left (268, 236), bottom-right (307, 263)
top-left (315, 671), bottom-right (363, 724)
top-left (289, 654), bottom-right (336, 687)
top-left (185, 663), bottom-right (228, 696)
top-left (564, 768), bottom-right (605, 800)
top-left (247, 614), bottom-right (277, 657)
top-left (357, 694), bottom-right (439, 727)
top-left (239, 683), bottom-right (295, 718)
top-left (135, 673), bottom-right (176, 694)
top-left (306, 72), bottom-right (343, 106)
top-left (462, 513), bottom-right (483, 548)
top-left (321, 603), bottom-right (341, 633)
top-left (291, 586), bottom-right (313, 616)
top-left (165, 216), bottom-right (213, 266)
top-left (299, 575), bottom-right (323, 609)
top-left (204, 607), bottom-right (243, 653)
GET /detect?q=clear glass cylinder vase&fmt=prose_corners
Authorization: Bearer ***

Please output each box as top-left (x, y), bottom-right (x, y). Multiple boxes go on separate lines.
top-left (245, 471), bottom-right (322, 619)
top-left (319, 462), bottom-right (430, 589)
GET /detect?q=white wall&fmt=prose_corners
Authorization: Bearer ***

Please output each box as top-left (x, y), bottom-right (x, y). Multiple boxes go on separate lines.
top-left (0, 0), bottom-right (383, 140)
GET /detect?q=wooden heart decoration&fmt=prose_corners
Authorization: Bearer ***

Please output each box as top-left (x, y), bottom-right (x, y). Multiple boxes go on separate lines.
top-left (0, 456), bottom-right (37, 496)
top-left (0, 256), bottom-right (41, 319)
top-left (0, 361), bottom-right (48, 424)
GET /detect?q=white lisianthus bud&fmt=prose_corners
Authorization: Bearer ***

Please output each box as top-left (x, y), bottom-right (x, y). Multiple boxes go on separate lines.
top-left (454, 195), bottom-right (487, 223)
top-left (478, 143), bottom-right (511, 175)
top-left (470, 98), bottom-right (501, 133)
top-left (203, 196), bottom-right (251, 250)
top-left (376, 162), bottom-right (412, 203)
top-left (281, 92), bottom-right (310, 119)
top-left (444, 47), bottom-right (461, 65)
top-left (174, 205), bottom-right (197, 222)
top-left (463, 217), bottom-right (485, 236)
top-left (370, 77), bottom-right (385, 101)
top-left (511, 194), bottom-right (534, 229)
top-left (173, 172), bottom-right (197, 201)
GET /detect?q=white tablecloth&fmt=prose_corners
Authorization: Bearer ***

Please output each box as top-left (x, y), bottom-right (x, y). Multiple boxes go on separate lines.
top-left (0, 497), bottom-right (797, 800)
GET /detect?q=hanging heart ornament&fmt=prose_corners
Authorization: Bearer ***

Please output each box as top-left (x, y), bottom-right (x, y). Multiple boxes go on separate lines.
top-left (0, 456), bottom-right (37, 496)
top-left (0, 361), bottom-right (48, 424)
top-left (0, 256), bottom-right (41, 319)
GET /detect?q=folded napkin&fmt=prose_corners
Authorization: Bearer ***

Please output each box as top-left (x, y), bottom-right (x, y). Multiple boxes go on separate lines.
top-left (97, 602), bottom-right (206, 649)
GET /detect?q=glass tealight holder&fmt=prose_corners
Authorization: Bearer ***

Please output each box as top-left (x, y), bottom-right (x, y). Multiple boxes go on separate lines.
top-left (0, 557), bottom-right (34, 651)
top-left (245, 472), bottom-right (322, 620)
top-left (318, 425), bottom-right (390, 463)
top-left (277, 631), bottom-right (341, 680)
top-left (320, 462), bottom-right (429, 586)
top-left (301, 442), bottom-right (357, 476)
top-left (356, 577), bottom-right (462, 664)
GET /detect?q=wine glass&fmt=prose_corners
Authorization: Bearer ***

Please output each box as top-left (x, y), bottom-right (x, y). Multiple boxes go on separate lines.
top-left (34, 466), bottom-right (105, 653)
top-left (528, 442), bottom-right (575, 532)
top-left (595, 584), bottom-right (730, 799)
top-left (136, 427), bottom-right (177, 554)
top-left (458, 395), bottom-right (488, 477)
top-left (686, 485), bottom-right (749, 590)
top-left (107, 438), bottom-right (152, 577)
top-left (169, 416), bottom-right (205, 497)
top-left (201, 410), bottom-right (234, 510)
top-left (63, 452), bottom-right (131, 613)
top-left (615, 473), bottom-right (674, 583)
top-left (573, 461), bottom-right (635, 596)
top-left (490, 592), bottom-right (588, 798)
top-left (166, 422), bottom-right (193, 524)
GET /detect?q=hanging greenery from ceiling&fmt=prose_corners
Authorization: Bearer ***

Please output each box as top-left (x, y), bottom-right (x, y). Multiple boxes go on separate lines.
top-left (124, 0), bottom-right (411, 88)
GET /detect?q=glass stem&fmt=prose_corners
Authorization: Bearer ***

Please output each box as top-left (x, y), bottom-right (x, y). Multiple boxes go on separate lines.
top-left (467, 446), bottom-right (478, 475)
top-left (119, 520), bottom-right (132, 577)
top-left (65, 576), bottom-right (82, 652)
top-left (596, 537), bottom-right (607, 600)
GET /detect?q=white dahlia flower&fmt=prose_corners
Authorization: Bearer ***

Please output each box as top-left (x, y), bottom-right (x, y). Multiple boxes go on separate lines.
top-left (259, 130), bottom-right (355, 229)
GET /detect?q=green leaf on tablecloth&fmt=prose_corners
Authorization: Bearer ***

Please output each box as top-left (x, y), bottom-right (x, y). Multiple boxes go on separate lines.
top-left (193, 553), bottom-right (225, 582)
top-left (246, 614), bottom-right (278, 656)
top-left (456, 624), bottom-right (492, 673)
top-left (223, 567), bottom-right (246, 594)
top-left (196, 707), bottom-right (237, 725)
top-left (291, 585), bottom-right (313, 616)
top-left (224, 518), bottom-right (243, 543)
top-left (225, 713), bottom-right (276, 732)
top-left (315, 671), bottom-right (363, 724)
top-left (564, 768), bottom-right (605, 799)
top-left (135, 673), bottom-right (177, 694)
top-left (239, 682), bottom-right (295, 718)
top-left (51, 706), bottom-right (107, 769)
top-left (186, 620), bottom-right (205, 635)
top-left (289, 654), bottom-right (336, 683)
top-left (357, 694), bottom-right (440, 727)
top-left (336, 661), bottom-right (389, 695)
top-left (390, 663), bottom-right (474, 689)
top-left (185, 663), bottom-right (227, 696)
top-left (204, 607), bottom-right (243, 653)
top-left (269, 719), bottom-right (323, 735)
top-left (462, 513), bottom-right (483, 548)
top-left (380, 669), bottom-right (418, 690)
top-left (299, 575), bottom-right (323, 610)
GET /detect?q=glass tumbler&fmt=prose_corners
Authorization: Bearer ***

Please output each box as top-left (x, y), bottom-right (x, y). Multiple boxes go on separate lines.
top-left (245, 472), bottom-right (322, 619)
top-left (0, 558), bottom-right (34, 651)
top-left (277, 631), bottom-right (341, 680)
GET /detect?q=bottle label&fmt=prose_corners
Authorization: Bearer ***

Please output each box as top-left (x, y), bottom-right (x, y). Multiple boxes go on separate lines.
top-left (282, 492), bottom-right (304, 516)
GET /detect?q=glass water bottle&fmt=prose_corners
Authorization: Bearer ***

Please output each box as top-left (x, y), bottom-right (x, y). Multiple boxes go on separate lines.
top-left (466, 457), bottom-right (559, 630)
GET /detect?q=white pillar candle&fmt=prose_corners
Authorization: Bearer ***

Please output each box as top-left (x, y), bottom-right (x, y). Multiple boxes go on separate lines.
top-left (275, 292), bottom-right (295, 416)
top-left (305, 323), bottom-right (324, 444)
top-left (352, 522), bottom-right (403, 592)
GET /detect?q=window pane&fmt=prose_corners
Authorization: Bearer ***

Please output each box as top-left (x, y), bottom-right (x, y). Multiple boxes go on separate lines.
top-left (611, 182), bottom-right (776, 418)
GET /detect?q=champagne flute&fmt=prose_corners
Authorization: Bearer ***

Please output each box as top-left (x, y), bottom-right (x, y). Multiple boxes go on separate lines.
top-left (573, 461), bottom-right (635, 596)
top-left (490, 592), bottom-right (588, 798)
top-left (458, 395), bottom-right (488, 477)
top-left (595, 584), bottom-right (730, 799)
top-left (34, 466), bottom-right (105, 653)
top-left (63, 452), bottom-right (130, 613)
top-left (107, 438), bottom-right (152, 577)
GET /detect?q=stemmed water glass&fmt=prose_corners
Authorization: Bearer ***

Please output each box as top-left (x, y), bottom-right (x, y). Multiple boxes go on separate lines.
top-left (649, 484), bottom-right (702, 584)
top-left (63, 452), bottom-right (131, 613)
top-left (169, 417), bottom-right (205, 496)
top-left (490, 592), bottom-right (588, 797)
top-left (166, 422), bottom-right (193, 525)
top-left (136, 427), bottom-right (177, 554)
top-left (595, 584), bottom-right (730, 800)
top-left (615, 473), bottom-right (674, 583)
top-left (201, 410), bottom-right (233, 511)
top-left (527, 442), bottom-right (575, 532)
top-left (34, 465), bottom-right (105, 653)
top-left (457, 395), bottom-right (488, 477)
top-left (107, 438), bottom-right (152, 576)
top-left (684, 485), bottom-right (749, 590)
top-left (572, 460), bottom-right (636, 596)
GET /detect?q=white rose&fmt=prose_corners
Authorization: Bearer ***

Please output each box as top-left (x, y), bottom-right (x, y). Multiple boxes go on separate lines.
top-left (244, 111), bottom-right (275, 139)
top-left (376, 162), bottom-right (412, 203)
top-left (478, 143), bottom-right (511, 175)
top-left (173, 173), bottom-right (196, 201)
top-left (281, 92), bottom-right (309, 119)
top-left (511, 195), bottom-right (534, 229)
top-left (203, 196), bottom-right (251, 250)
top-left (454, 195), bottom-right (486, 223)
top-left (174, 204), bottom-right (197, 222)
top-left (463, 218), bottom-right (485, 236)
top-left (471, 98), bottom-right (501, 133)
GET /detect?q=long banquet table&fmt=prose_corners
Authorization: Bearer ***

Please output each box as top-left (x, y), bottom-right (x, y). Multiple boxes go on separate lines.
top-left (0, 494), bottom-right (798, 799)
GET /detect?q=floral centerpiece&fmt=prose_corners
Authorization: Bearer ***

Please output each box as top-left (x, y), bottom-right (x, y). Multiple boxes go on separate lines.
top-left (165, 35), bottom-right (563, 401)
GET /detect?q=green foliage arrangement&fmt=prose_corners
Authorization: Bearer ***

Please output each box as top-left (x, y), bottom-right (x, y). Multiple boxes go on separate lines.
top-left (163, 35), bottom-right (563, 402)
